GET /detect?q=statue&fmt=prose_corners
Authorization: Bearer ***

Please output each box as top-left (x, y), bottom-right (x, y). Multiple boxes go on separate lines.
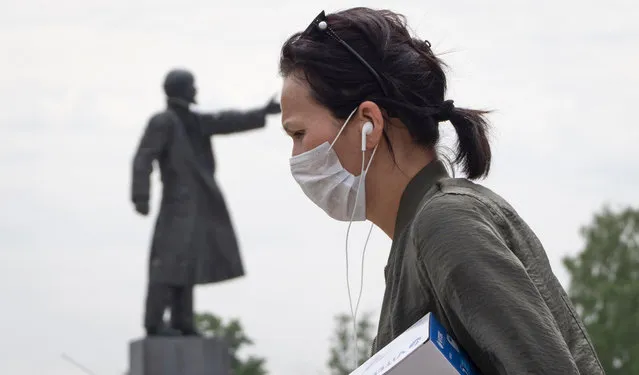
top-left (131, 69), bottom-right (281, 336)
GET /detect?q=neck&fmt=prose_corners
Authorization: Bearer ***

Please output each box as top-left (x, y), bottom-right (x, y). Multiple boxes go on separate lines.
top-left (167, 97), bottom-right (191, 109)
top-left (365, 143), bottom-right (434, 239)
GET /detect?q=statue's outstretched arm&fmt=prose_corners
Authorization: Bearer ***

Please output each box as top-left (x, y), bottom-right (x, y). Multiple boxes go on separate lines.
top-left (199, 108), bottom-right (267, 136)
top-left (199, 96), bottom-right (281, 136)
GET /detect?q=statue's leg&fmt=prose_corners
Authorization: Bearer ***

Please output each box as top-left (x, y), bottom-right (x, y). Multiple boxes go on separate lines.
top-left (144, 282), bottom-right (172, 335)
top-left (170, 285), bottom-right (199, 335)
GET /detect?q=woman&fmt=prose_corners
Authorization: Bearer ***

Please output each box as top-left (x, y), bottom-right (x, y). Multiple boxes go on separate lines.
top-left (279, 7), bottom-right (604, 375)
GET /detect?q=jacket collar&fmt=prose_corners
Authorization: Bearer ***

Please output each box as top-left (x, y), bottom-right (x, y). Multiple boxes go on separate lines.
top-left (394, 160), bottom-right (449, 237)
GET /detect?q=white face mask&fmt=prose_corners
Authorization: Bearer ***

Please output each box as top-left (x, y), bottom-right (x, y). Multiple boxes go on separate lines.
top-left (289, 107), bottom-right (377, 368)
top-left (289, 108), bottom-right (377, 221)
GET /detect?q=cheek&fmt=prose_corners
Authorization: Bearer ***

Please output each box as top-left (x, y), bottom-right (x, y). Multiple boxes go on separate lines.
top-left (332, 134), bottom-right (363, 175)
top-left (291, 128), bottom-right (334, 157)
top-left (290, 137), bottom-right (318, 157)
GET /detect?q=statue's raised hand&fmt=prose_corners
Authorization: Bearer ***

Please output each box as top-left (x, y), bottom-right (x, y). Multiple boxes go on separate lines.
top-left (264, 96), bottom-right (281, 115)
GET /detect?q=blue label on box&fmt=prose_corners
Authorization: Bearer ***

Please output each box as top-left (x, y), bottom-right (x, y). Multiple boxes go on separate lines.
top-left (429, 315), bottom-right (480, 375)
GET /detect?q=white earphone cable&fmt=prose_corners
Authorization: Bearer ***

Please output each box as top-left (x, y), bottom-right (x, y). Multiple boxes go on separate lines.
top-left (345, 146), bottom-right (377, 370)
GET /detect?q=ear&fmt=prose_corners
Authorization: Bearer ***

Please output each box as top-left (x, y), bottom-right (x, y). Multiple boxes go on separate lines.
top-left (358, 101), bottom-right (384, 150)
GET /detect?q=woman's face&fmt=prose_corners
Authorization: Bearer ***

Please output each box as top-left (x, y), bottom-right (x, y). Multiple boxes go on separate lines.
top-left (280, 76), bottom-right (371, 175)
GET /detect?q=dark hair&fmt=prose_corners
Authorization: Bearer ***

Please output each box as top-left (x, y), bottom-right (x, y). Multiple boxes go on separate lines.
top-left (279, 7), bottom-right (491, 179)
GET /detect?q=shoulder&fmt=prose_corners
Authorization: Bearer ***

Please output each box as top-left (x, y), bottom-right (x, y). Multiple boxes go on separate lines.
top-left (148, 110), bottom-right (177, 127)
top-left (407, 180), bottom-right (523, 291)
top-left (409, 178), bottom-right (508, 260)
top-left (414, 177), bottom-right (522, 230)
top-left (436, 178), bottom-right (513, 211)
top-left (414, 178), bottom-right (505, 227)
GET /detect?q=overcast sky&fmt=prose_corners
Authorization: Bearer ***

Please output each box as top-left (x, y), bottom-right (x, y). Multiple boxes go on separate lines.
top-left (1, 0), bottom-right (638, 374)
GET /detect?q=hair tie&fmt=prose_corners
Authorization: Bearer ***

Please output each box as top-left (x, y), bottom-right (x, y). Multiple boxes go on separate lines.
top-left (434, 100), bottom-right (455, 122)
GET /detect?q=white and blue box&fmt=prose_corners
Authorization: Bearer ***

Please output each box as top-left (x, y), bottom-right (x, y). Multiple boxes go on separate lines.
top-left (350, 313), bottom-right (480, 375)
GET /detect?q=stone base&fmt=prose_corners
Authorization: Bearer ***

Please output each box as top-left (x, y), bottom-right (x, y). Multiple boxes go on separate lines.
top-left (129, 336), bottom-right (230, 375)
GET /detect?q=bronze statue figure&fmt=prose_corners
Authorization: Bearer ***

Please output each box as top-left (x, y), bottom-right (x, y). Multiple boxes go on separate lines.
top-left (131, 69), bottom-right (280, 336)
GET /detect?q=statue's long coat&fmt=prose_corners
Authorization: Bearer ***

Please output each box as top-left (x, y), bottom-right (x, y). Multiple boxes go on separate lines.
top-left (131, 102), bottom-right (266, 286)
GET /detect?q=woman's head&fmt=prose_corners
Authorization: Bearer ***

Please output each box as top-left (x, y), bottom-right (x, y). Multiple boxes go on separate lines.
top-left (279, 7), bottom-right (492, 180)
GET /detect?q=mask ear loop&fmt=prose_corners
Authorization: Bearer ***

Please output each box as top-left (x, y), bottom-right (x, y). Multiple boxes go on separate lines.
top-left (345, 140), bottom-right (378, 370)
top-left (329, 107), bottom-right (358, 151)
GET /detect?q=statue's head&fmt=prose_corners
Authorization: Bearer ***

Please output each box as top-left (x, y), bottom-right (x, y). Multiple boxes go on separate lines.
top-left (163, 69), bottom-right (197, 104)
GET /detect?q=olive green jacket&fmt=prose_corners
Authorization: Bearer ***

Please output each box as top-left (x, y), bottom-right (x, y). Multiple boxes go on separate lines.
top-left (373, 161), bottom-right (605, 375)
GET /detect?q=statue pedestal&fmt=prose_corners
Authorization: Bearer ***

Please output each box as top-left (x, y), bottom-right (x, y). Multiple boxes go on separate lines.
top-left (129, 336), bottom-right (230, 375)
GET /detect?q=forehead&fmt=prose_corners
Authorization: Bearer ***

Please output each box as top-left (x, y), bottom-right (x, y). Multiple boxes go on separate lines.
top-left (281, 76), bottom-right (334, 128)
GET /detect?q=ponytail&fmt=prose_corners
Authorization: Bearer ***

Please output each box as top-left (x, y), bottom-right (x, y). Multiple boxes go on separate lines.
top-left (447, 107), bottom-right (492, 180)
top-left (362, 97), bottom-right (492, 180)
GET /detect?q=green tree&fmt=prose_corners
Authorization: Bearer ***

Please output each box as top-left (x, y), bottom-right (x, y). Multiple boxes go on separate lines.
top-left (327, 312), bottom-right (376, 375)
top-left (563, 206), bottom-right (639, 374)
top-left (195, 312), bottom-right (268, 375)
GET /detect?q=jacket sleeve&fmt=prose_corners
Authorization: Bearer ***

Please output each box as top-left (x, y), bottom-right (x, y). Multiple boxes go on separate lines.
top-left (413, 194), bottom-right (580, 375)
top-left (131, 114), bottom-right (170, 205)
top-left (199, 108), bottom-right (266, 136)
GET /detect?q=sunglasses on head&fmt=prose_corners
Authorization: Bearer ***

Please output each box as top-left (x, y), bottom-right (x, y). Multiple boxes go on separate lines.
top-left (303, 11), bottom-right (391, 97)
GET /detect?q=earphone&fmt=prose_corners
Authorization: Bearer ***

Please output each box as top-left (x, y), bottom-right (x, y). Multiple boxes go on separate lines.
top-left (351, 120), bottom-right (375, 369)
top-left (361, 122), bottom-right (374, 152)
